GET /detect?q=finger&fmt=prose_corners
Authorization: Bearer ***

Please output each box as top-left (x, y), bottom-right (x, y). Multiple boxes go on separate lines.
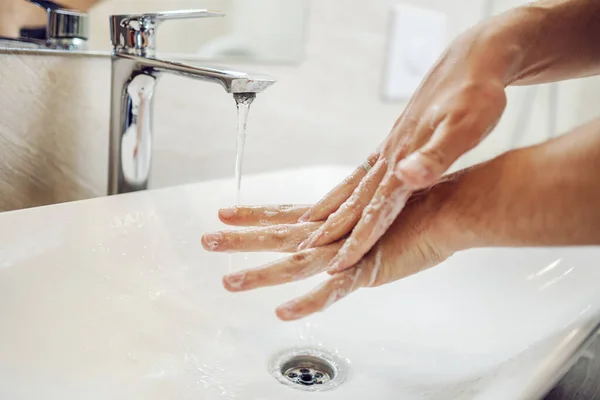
top-left (298, 158), bottom-right (387, 250)
top-left (222, 242), bottom-right (343, 292)
top-left (328, 172), bottom-right (411, 273)
top-left (299, 153), bottom-right (379, 222)
top-left (275, 251), bottom-right (380, 321)
top-left (395, 89), bottom-right (506, 189)
top-left (201, 222), bottom-right (322, 253)
top-left (219, 205), bottom-right (310, 227)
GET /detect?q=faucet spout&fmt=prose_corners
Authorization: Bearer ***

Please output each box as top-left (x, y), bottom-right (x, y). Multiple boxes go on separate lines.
top-left (108, 54), bottom-right (276, 195)
top-left (119, 54), bottom-right (276, 94)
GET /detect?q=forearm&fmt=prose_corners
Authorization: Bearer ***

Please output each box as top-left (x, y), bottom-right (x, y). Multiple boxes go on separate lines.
top-left (440, 118), bottom-right (600, 250)
top-left (470, 0), bottom-right (600, 86)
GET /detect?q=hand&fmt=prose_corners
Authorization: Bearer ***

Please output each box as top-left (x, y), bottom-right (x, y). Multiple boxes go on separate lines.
top-left (295, 22), bottom-right (513, 275)
top-left (202, 114), bottom-right (600, 321)
top-left (202, 186), bottom-right (456, 321)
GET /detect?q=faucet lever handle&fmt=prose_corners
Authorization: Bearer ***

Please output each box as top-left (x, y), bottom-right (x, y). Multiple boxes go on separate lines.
top-left (110, 9), bottom-right (224, 56)
top-left (147, 10), bottom-right (225, 22)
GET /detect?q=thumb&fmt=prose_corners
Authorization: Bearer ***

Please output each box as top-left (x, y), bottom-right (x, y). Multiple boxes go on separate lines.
top-left (395, 119), bottom-right (486, 189)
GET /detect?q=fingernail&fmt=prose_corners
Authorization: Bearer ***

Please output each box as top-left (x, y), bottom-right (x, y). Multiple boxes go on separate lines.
top-left (298, 210), bottom-right (311, 223)
top-left (395, 153), bottom-right (429, 182)
top-left (219, 208), bottom-right (236, 219)
top-left (201, 233), bottom-right (223, 251)
top-left (223, 272), bottom-right (245, 291)
top-left (276, 301), bottom-right (300, 321)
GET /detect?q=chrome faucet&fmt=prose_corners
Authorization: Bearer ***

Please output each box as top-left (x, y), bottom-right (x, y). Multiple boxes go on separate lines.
top-left (108, 10), bottom-right (276, 195)
top-left (0, 0), bottom-right (88, 50)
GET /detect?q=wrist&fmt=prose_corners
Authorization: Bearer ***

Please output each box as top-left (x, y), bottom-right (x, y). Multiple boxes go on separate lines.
top-left (499, 0), bottom-right (600, 85)
top-left (436, 119), bottom-right (600, 251)
top-left (429, 149), bottom-right (531, 253)
top-left (465, 6), bottom-right (549, 86)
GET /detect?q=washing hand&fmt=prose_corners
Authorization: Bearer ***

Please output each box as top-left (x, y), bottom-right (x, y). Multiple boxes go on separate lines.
top-left (202, 185), bottom-right (455, 321)
top-left (296, 0), bottom-right (600, 275)
top-left (203, 117), bottom-right (600, 320)
top-left (295, 19), bottom-right (511, 274)
top-left (200, 0), bottom-right (600, 321)
top-left (202, 119), bottom-right (600, 321)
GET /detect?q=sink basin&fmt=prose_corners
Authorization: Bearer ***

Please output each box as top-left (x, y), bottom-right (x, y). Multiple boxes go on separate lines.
top-left (0, 166), bottom-right (599, 400)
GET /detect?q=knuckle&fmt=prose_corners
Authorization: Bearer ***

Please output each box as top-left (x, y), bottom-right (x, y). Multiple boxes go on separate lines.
top-left (237, 207), bottom-right (251, 217)
top-left (232, 234), bottom-right (245, 246)
top-left (286, 238), bottom-right (303, 250)
top-left (271, 225), bottom-right (290, 241)
top-left (341, 200), bottom-right (363, 220)
top-left (419, 146), bottom-right (447, 169)
top-left (292, 251), bottom-right (311, 263)
top-left (478, 84), bottom-right (507, 108)
top-left (447, 105), bottom-right (470, 126)
top-left (455, 82), bottom-right (506, 113)
top-left (249, 270), bottom-right (263, 285)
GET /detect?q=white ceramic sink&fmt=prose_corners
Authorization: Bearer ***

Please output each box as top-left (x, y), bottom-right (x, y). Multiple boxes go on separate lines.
top-left (0, 166), bottom-right (599, 400)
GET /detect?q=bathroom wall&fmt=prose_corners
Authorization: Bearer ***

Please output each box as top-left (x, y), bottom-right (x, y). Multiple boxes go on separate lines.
top-left (86, 0), bottom-right (309, 63)
top-left (0, 0), bottom-right (598, 211)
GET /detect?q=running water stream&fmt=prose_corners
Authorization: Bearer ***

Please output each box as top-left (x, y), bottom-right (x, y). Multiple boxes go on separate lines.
top-left (229, 93), bottom-right (256, 273)
top-left (231, 93), bottom-right (316, 339)
top-left (233, 93), bottom-right (256, 205)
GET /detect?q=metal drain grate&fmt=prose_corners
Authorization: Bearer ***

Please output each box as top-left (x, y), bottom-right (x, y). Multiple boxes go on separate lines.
top-left (269, 348), bottom-right (348, 392)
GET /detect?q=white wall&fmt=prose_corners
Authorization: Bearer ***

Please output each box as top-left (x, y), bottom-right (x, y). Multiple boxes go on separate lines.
top-left (0, 0), bottom-right (598, 211)
top-left (87, 0), bottom-right (308, 62)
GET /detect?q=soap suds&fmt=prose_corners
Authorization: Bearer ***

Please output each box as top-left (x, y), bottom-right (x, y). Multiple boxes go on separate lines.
top-left (348, 268), bottom-right (362, 292)
top-left (322, 269), bottom-right (361, 311)
top-left (367, 247), bottom-right (382, 287)
top-left (273, 226), bottom-right (289, 234)
top-left (204, 233), bottom-right (223, 251)
top-left (329, 237), bottom-right (356, 270)
top-left (363, 186), bottom-right (410, 246)
top-left (224, 272), bottom-right (246, 290)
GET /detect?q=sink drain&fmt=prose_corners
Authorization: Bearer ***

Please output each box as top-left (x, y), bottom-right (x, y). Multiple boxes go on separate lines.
top-left (269, 348), bottom-right (348, 392)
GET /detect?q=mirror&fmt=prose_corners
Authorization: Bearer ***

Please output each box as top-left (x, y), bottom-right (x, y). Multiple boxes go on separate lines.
top-left (0, 0), bottom-right (309, 64)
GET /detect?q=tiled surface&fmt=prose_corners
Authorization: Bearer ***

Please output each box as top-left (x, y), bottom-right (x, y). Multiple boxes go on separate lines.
top-left (0, 0), bottom-right (599, 211)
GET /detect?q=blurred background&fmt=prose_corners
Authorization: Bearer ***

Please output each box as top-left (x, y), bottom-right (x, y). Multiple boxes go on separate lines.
top-left (86, 0), bottom-right (309, 63)
top-left (0, 0), bottom-right (599, 210)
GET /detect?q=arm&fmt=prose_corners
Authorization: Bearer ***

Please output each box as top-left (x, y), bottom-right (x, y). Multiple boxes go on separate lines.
top-left (291, 0), bottom-right (600, 277)
top-left (202, 118), bottom-right (600, 320)
top-left (441, 117), bottom-right (600, 250)
top-left (488, 0), bottom-right (600, 86)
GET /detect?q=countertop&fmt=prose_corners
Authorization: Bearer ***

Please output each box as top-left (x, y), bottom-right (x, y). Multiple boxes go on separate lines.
top-left (0, 166), bottom-right (599, 400)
